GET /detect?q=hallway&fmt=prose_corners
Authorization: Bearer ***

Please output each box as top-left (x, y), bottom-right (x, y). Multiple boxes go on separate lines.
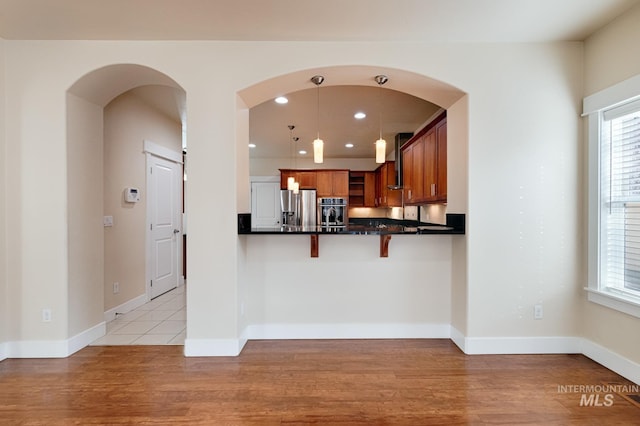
top-left (90, 286), bottom-right (185, 346)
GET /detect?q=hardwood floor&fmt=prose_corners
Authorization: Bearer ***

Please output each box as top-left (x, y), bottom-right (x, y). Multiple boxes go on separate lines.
top-left (1, 339), bottom-right (639, 425)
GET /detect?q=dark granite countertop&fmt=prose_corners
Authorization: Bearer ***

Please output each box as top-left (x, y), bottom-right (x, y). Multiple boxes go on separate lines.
top-left (238, 214), bottom-right (465, 235)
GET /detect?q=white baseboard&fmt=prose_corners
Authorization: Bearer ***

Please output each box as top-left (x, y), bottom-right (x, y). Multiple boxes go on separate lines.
top-left (246, 323), bottom-right (451, 340)
top-left (0, 341), bottom-right (7, 361)
top-left (104, 294), bottom-right (147, 323)
top-left (67, 322), bottom-right (106, 355)
top-left (4, 321), bottom-right (107, 359)
top-left (450, 326), bottom-right (467, 353)
top-left (460, 335), bottom-right (582, 355)
top-left (184, 338), bottom-right (247, 357)
top-left (582, 339), bottom-right (640, 385)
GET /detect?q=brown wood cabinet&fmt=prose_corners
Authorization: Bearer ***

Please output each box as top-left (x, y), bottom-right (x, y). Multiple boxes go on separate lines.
top-left (375, 161), bottom-right (401, 207)
top-left (316, 170), bottom-right (349, 197)
top-left (349, 171), bottom-right (376, 207)
top-left (280, 169), bottom-right (348, 198)
top-left (400, 112), bottom-right (447, 205)
top-left (279, 169), bottom-right (318, 190)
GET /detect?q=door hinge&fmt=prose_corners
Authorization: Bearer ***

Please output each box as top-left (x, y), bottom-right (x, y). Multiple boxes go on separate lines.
top-left (150, 280), bottom-right (153, 287)
top-left (150, 167), bottom-right (153, 174)
top-left (150, 223), bottom-right (153, 230)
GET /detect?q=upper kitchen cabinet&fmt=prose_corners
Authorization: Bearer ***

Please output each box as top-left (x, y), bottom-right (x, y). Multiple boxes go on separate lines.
top-left (317, 170), bottom-right (349, 198)
top-left (375, 161), bottom-right (401, 207)
top-left (349, 171), bottom-right (376, 207)
top-left (280, 169), bottom-right (348, 198)
top-left (401, 112), bottom-right (447, 205)
top-left (279, 169), bottom-right (318, 190)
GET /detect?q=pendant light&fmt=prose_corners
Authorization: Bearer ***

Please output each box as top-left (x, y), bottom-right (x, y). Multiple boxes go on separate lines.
top-left (375, 75), bottom-right (388, 164)
top-left (287, 125), bottom-right (299, 194)
top-left (311, 75), bottom-right (325, 164)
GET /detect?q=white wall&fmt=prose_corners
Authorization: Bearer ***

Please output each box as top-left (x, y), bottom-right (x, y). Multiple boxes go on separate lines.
top-left (583, 3), bottom-right (640, 365)
top-left (103, 90), bottom-right (182, 312)
top-left (244, 234), bottom-right (452, 337)
top-left (465, 43), bottom-right (584, 340)
top-left (0, 38), bottom-right (7, 356)
top-left (66, 93), bottom-right (104, 338)
top-left (2, 39), bottom-right (586, 358)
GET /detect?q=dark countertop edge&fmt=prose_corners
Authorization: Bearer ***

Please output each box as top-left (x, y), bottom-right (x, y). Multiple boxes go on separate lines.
top-left (237, 213), bottom-right (465, 235)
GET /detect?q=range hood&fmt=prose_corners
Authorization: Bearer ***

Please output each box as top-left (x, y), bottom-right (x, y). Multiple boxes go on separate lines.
top-left (393, 132), bottom-right (413, 188)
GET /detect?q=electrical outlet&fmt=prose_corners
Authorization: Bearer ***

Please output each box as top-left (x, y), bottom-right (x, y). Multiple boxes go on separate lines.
top-left (113, 282), bottom-right (120, 294)
top-left (42, 309), bottom-right (52, 322)
top-left (534, 304), bottom-right (543, 320)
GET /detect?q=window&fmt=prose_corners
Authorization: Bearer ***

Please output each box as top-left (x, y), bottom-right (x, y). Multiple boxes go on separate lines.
top-left (585, 75), bottom-right (640, 318)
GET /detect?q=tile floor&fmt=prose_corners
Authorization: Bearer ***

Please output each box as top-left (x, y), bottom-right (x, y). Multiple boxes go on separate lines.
top-left (91, 285), bottom-right (186, 346)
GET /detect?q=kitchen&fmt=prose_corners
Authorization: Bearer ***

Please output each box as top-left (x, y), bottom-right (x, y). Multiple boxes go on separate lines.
top-left (243, 74), bottom-right (465, 258)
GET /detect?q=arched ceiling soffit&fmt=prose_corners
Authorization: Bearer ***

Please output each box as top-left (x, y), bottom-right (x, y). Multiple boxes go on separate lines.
top-left (238, 65), bottom-right (466, 110)
top-left (67, 63), bottom-right (184, 107)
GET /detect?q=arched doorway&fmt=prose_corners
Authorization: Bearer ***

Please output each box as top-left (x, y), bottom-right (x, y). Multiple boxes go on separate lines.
top-left (227, 65), bottom-right (469, 354)
top-left (66, 64), bottom-right (187, 345)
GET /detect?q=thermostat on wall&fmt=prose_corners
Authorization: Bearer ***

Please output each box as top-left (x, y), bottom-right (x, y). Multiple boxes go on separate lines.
top-left (124, 187), bottom-right (140, 203)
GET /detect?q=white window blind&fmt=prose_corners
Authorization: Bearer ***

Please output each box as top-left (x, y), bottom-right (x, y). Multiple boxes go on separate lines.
top-left (601, 99), bottom-right (640, 293)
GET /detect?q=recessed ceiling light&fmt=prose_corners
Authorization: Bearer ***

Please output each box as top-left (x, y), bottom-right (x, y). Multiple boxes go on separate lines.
top-left (248, 143), bottom-right (256, 148)
top-left (345, 143), bottom-right (354, 148)
top-left (275, 96), bottom-right (288, 104)
top-left (299, 150), bottom-right (307, 155)
top-left (354, 112), bottom-right (366, 119)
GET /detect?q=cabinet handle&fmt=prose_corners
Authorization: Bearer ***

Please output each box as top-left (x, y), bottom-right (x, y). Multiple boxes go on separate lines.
top-left (408, 190), bottom-right (412, 200)
top-left (431, 184), bottom-right (436, 196)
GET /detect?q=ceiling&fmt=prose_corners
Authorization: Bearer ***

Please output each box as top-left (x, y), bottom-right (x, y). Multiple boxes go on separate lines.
top-left (249, 83), bottom-right (442, 160)
top-left (0, 0), bottom-right (637, 42)
top-left (4, 0), bottom-right (637, 160)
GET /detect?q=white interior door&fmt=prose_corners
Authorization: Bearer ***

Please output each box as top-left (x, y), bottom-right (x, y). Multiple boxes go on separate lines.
top-left (251, 181), bottom-right (281, 227)
top-left (148, 154), bottom-right (181, 299)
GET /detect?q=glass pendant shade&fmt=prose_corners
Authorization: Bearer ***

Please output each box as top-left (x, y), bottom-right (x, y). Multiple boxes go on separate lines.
top-left (313, 138), bottom-right (324, 164)
top-left (375, 138), bottom-right (386, 163)
top-left (287, 176), bottom-right (295, 190)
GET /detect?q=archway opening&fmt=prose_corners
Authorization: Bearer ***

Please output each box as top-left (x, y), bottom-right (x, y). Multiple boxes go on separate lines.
top-left (66, 64), bottom-right (187, 346)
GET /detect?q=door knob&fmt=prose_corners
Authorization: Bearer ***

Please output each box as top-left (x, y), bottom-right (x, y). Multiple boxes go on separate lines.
top-left (173, 229), bottom-right (180, 234)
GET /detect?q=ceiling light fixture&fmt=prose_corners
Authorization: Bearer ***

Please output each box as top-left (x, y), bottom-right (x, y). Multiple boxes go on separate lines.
top-left (287, 125), bottom-right (299, 193)
top-left (375, 75), bottom-right (388, 164)
top-left (345, 143), bottom-right (354, 148)
top-left (275, 96), bottom-right (288, 104)
top-left (248, 143), bottom-right (256, 148)
top-left (311, 75), bottom-right (325, 164)
top-left (354, 112), bottom-right (366, 119)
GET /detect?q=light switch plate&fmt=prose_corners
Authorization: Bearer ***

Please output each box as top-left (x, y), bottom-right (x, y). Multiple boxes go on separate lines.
top-left (103, 216), bottom-right (113, 227)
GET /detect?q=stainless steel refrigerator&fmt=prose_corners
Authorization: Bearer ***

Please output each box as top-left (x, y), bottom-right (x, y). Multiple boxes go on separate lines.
top-left (280, 189), bottom-right (316, 229)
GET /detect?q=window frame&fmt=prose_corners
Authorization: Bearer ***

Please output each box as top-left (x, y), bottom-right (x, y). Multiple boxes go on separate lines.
top-left (585, 74), bottom-right (640, 318)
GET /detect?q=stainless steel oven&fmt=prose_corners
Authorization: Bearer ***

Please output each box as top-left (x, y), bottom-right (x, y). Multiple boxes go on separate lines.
top-left (318, 197), bottom-right (347, 227)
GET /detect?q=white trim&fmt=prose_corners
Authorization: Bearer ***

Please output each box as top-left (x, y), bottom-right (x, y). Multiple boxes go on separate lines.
top-left (104, 293), bottom-right (148, 323)
top-left (184, 338), bottom-right (247, 357)
top-left (7, 340), bottom-right (70, 358)
top-left (246, 323), bottom-right (451, 340)
top-left (583, 73), bottom-right (640, 116)
top-left (460, 336), bottom-right (582, 355)
top-left (143, 139), bottom-right (183, 163)
top-left (582, 339), bottom-right (640, 386)
top-left (3, 323), bottom-right (105, 358)
top-left (0, 342), bottom-right (7, 361)
top-left (67, 322), bottom-right (106, 355)
top-left (586, 288), bottom-right (640, 319)
top-left (449, 326), bottom-right (466, 353)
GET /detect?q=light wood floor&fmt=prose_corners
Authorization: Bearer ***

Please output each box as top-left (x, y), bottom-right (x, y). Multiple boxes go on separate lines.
top-left (1, 339), bottom-right (639, 425)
